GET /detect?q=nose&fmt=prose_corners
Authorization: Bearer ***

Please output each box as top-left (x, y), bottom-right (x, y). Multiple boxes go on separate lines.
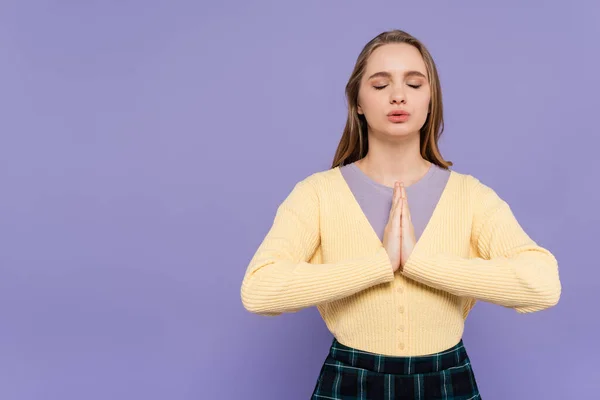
top-left (390, 86), bottom-right (406, 104)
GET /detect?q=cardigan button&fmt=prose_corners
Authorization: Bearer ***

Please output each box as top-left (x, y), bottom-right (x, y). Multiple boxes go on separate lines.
top-left (399, 343), bottom-right (405, 350)
top-left (398, 306), bottom-right (405, 314)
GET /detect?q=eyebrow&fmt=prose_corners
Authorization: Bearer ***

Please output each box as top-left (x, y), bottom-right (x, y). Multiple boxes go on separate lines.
top-left (367, 70), bottom-right (428, 80)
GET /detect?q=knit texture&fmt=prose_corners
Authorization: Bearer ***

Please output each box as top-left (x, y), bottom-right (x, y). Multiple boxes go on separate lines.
top-left (240, 167), bottom-right (561, 356)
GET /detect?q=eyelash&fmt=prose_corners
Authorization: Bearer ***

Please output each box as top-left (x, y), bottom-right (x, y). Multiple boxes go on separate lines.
top-left (373, 84), bottom-right (422, 90)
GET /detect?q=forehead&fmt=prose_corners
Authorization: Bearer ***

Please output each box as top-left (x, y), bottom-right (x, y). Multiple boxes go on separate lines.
top-left (364, 43), bottom-right (428, 77)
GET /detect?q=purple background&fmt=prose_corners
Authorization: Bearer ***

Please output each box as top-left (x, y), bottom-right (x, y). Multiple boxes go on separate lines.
top-left (1, 1), bottom-right (598, 399)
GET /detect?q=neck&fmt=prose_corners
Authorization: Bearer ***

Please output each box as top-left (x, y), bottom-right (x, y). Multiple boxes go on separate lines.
top-left (355, 133), bottom-right (431, 188)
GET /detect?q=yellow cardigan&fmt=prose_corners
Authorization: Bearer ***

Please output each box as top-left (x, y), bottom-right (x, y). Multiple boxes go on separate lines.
top-left (240, 167), bottom-right (561, 356)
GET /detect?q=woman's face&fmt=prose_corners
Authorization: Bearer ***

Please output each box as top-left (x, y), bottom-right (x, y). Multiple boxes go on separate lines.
top-left (357, 43), bottom-right (431, 140)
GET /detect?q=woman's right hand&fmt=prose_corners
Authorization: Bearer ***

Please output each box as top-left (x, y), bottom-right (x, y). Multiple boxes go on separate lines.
top-left (383, 181), bottom-right (402, 273)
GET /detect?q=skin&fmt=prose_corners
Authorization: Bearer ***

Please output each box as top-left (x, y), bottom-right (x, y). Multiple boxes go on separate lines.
top-left (354, 43), bottom-right (431, 272)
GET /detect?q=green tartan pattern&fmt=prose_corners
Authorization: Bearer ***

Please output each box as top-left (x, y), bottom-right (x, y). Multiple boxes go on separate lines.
top-left (311, 338), bottom-right (481, 399)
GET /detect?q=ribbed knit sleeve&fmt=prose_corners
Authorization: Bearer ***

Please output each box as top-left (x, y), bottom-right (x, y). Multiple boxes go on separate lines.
top-left (240, 177), bottom-right (395, 316)
top-left (402, 179), bottom-right (561, 314)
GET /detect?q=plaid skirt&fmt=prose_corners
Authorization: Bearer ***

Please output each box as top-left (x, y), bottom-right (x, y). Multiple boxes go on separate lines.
top-left (311, 338), bottom-right (481, 400)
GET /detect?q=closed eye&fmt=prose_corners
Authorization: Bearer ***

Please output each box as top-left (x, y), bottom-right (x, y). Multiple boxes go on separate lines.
top-left (373, 84), bottom-right (422, 90)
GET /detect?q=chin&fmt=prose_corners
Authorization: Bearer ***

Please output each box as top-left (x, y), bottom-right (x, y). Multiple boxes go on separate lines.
top-left (382, 126), bottom-right (419, 138)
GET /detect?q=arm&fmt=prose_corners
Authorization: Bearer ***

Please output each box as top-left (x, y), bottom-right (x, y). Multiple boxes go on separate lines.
top-left (240, 177), bottom-right (395, 316)
top-left (402, 177), bottom-right (561, 314)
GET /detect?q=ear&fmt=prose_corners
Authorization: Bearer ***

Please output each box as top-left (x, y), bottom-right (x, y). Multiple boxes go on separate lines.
top-left (357, 104), bottom-right (363, 115)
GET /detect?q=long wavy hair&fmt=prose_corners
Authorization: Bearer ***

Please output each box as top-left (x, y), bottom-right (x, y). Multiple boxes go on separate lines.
top-left (331, 30), bottom-right (452, 169)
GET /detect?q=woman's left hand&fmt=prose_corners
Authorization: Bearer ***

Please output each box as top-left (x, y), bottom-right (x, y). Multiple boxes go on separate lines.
top-left (400, 183), bottom-right (416, 270)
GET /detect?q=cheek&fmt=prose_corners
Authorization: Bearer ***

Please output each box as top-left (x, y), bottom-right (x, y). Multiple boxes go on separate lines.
top-left (416, 95), bottom-right (431, 114)
top-left (357, 90), bottom-right (371, 111)
top-left (418, 90), bottom-right (431, 103)
top-left (357, 86), bottom-right (383, 110)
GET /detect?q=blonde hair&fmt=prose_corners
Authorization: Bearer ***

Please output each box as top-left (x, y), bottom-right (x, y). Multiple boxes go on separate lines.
top-left (331, 29), bottom-right (452, 169)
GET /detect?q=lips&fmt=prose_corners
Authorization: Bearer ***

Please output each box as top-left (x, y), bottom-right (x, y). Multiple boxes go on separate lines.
top-left (387, 111), bottom-right (410, 123)
top-left (387, 110), bottom-right (410, 116)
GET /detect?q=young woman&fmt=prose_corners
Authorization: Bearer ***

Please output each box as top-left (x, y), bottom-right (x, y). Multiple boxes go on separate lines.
top-left (240, 29), bottom-right (561, 399)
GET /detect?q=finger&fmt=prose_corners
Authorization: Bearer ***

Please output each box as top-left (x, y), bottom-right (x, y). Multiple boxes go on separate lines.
top-left (387, 184), bottom-right (401, 227)
top-left (393, 182), bottom-right (401, 204)
top-left (400, 183), bottom-right (406, 212)
top-left (392, 183), bottom-right (402, 222)
top-left (401, 184), bottom-right (412, 222)
top-left (399, 183), bottom-right (407, 217)
top-left (399, 195), bottom-right (404, 232)
top-left (397, 183), bottom-right (404, 207)
top-left (389, 182), bottom-right (400, 218)
top-left (400, 185), bottom-right (411, 225)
